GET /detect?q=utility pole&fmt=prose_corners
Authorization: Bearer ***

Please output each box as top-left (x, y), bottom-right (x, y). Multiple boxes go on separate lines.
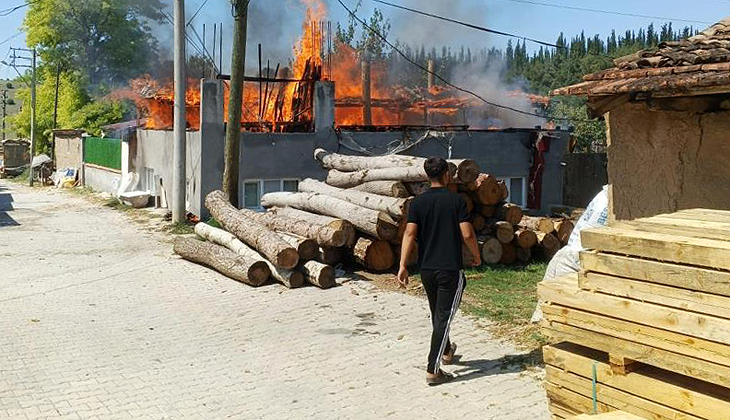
top-left (7, 48), bottom-right (37, 186)
top-left (172, 0), bottom-right (187, 223)
top-left (1, 89), bottom-right (7, 141)
top-left (222, 0), bottom-right (249, 206)
top-left (52, 62), bottom-right (60, 129)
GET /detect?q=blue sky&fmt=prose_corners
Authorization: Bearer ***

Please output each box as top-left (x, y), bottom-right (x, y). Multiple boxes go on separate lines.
top-left (0, 0), bottom-right (726, 80)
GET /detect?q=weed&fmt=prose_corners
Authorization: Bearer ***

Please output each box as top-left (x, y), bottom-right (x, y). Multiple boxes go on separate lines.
top-left (164, 222), bottom-right (195, 235)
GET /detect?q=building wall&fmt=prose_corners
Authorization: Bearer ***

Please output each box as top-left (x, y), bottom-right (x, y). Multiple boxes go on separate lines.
top-left (54, 135), bottom-right (83, 171)
top-left (607, 102), bottom-right (730, 220)
top-left (84, 164), bottom-right (121, 195)
top-left (563, 153), bottom-right (607, 208)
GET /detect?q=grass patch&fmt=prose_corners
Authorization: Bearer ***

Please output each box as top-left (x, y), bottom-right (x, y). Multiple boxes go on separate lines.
top-left (205, 218), bottom-right (222, 229)
top-left (7, 168), bottom-right (30, 184)
top-left (163, 222), bottom-right (195, 235)
top-left (103, 197), bottom-right (134, 212)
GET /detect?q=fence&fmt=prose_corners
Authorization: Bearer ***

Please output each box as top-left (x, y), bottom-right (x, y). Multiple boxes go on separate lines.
top-left (563, 152), bottom-right (607, 208)
top-left (83, 137), bottom-right (121, 170)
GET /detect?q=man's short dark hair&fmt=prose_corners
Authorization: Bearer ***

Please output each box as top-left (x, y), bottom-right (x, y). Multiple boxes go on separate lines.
top-left (424, 157), bottom-right (449, 179)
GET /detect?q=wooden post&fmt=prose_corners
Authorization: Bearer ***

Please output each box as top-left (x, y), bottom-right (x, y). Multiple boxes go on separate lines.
top-left (427, 59), bottom-right (435, 90)
top-left (361, 58), bottom-right (372, 126)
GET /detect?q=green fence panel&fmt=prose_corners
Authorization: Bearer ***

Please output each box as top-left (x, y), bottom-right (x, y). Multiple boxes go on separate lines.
top-left (83, 137), bottom-right (121, 170)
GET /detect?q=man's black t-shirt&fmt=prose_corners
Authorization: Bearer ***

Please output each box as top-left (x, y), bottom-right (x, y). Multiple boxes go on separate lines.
top-left (407, 187), bottom-right (470, 271)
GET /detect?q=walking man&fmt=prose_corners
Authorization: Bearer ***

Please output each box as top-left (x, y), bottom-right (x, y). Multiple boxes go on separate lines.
top-left (398, 156), bottom-right (481, 385)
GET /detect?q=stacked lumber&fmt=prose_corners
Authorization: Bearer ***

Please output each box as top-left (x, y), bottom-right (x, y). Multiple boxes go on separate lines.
top-left (539, 209), bottom-right (730, 419)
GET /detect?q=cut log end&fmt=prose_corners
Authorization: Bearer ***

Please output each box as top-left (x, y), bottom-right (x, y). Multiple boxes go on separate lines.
top-left (481, 237), bottom-right (503, 264)
top-left (276, 248), bottom-right (300, 270)
top-left (515, 229), bottom-right (538, 249)
top-left (376, 213), bottom-right (400, 242)
top-left (248, 261), bottom-right (273, 286)
top-left (500, 242), bottom-right (517, 265)
top-left (354, 238), bottom-right (394, 271)
top-left (300, 261), bottom-right (336, 289)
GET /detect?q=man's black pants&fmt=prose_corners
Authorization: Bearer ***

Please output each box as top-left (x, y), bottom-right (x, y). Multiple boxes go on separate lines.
top-left (421, 269), bottom-right (465, 374)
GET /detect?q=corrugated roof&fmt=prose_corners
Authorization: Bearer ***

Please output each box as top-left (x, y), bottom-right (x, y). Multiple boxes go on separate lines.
top-left (552, 17), bottom-right (730, 97)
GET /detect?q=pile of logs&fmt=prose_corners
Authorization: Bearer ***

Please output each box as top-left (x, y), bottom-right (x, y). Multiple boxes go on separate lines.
top-left (174, 149), bottom-right (574, 289)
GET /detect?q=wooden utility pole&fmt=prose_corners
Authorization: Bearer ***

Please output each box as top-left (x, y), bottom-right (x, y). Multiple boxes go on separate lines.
top-left (172, 0), bottom-right (187, 223)
top-left (222, 0), bottom-right (249, 206)
top-left (361, 57), bottom-right (372, 126)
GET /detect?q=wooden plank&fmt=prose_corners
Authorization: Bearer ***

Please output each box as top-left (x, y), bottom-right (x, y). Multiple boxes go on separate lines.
top-left (546, 367), bottom-right (704, 420)
top-left (608, 354), bottom-right (637, 376)
top-left (544, 344), bottom-right (730, 419)
top-left (580, 251), bottom-right (730, 297)
top-left (549, 401), bottom-right (582, 419)
top-left (572, 411), bottom-right (649, 420)
top-left (651, 210), bottom-right (730, 225)
top-left (542, 321), bottom-right (730, 389)
top-left (539, 275), bottom-right (730, 345)
top-left (541, 304), bottom-right (730, 368)
top-left (546, 382), bottom-right (613, 415)
top-left (579, 271), bottom-right (730, 319)
top-left (580, 227), bottom-right (730, 271)
top-left (612, 220), bottom-right (730, 242)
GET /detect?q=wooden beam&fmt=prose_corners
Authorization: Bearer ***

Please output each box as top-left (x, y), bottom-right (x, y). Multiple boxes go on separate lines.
top-left (580, 251), bottom-right (730, 297)
top-left (587, 93), bottom-right (631, 117)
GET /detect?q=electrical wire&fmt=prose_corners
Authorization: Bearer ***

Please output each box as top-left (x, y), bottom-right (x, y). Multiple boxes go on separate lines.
top-left (186, 0), bottom-right (210, 27)
top-left (0, 31), bottom-right (22, 47)
top-left (0, 0), bottom-right (40, 17)
top-left (336, 0), bottom-right (588, 123)
top-left (489, 0), bottom-right (712, 26)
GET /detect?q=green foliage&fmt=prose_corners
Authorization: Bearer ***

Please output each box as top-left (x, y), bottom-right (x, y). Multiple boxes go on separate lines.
top-left (24, 0), bottom-right (165, 87)
top-left (69, 100), bottom-right (130, 137)
top-left (335, 3), bottom-right (391, 59)
top-left (548, 97), bottom-right (607, 152)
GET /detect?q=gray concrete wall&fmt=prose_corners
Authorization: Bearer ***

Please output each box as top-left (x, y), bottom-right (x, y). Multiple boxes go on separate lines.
top-left (83, 164), bottom-right (121, 195)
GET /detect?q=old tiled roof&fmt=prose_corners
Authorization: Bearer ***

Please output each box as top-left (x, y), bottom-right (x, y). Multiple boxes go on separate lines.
top-left (552, 17), bottom-right (730, 97)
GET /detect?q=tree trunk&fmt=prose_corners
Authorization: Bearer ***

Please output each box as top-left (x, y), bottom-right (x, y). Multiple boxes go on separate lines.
top-left (353, 237), bottom-right (394, 271)
top-left (468, 174), bottom-right (503, 206)
top-left (459, 193), bottom-right (474, 213)
top-left (261, 192), bottom-right (398, 241)
top-left (554, 219), bottom-right (575, 245)
top-left (277, 232), bottom-right (319, 261)
top-left (351, 180), bottom-right (409, 198)
top-left (516, 246), bottom-right (531, 263)
top-left (299, 178), bottom-right (410, 218)
top-left (492, 220), bottom-right (515, 244)
top-left (269, 207), bottom-right (356, 247)
top-left (326, 167), bottom-right (428, 188)
top-left (317, 246), bottom-right (343, 265)
top-left (174, 237), bottom-right (270, 286)
top-left (471, 214), bottom-right (486, 232)
top-left (194, 223), bottom-right (303, 288)
top-left (298, 260), bottom-right (336, 289)
top-left (238, 208), bottom-right (346, 247)
top-left (519, 216), bottom-right (555, 234)
top-left (480, 237), bottom-right (503, 264)
top-left (500, 242), bottom-right (517, 265)
top-left (537, 232), bottom-right (561, 258)
top-left (496, 203), bottom-right (523, 225)
top-left (404, 182), bottom-right (430, 196)
top-left (205, 190), bottom-right (299, 269)
top-left (515, 228), bottom-right (538, 249)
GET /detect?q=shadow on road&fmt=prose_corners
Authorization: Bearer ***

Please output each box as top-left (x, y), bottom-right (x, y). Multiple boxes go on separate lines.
top-left (0, 191), bottom-right (19, 227)
top-left (450, 347), bottom-right (543, 383)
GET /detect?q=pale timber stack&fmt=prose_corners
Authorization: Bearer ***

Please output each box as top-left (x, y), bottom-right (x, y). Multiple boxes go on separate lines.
top-left (538, 209), bottom-right (730, 419)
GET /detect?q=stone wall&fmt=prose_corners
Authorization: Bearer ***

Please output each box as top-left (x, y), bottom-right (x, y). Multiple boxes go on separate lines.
top-left (607, 102), bottom-right (730, 220)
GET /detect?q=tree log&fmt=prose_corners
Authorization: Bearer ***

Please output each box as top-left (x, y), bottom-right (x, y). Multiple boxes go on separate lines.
top-left (326, 167), bottom-right (428, 188)
top-left (450, 159), bottom-right (480, 183)
top-left (471, 214), bottom-right (486, 232)
top-left (496, 203), bottom-right (523, 225)
top-left (498, 180), bottom-right (509, 200)
top-left (500, 242), bottom-right (517, 265)
top-left (516, 246), bottom-right (532, 263)
top-left (269, 207), bottom-right (356, 248)
top-left (479, 205), bottom-right (496, 218)
top-left (469, 174), bottom-right (502, 206)
top-left (519, 216), bottom-right (555, 234)
top-left (554, 219), bottom-right (575, 245)
top-left (394, 242), bottom-right (418, 267)
top-left (351, 180), bottom-right (409, 198)
top-left (459, 193), bottom-right (474, 214)
top-left (299, 178), bottom-right (410, 218)
top-left (261, 192), bottom-right (398, 241)
top-left (277, 232), bottom-right (319, 261)
top-left (515, 228), bottom-right (538, 249)
top-left (194, 223), bottom-right (303, 288)
top-left (537, 232), bottom-right (561, 258)
top-left (353, 237), bottom-right (394, 271)
top-left (174, 237), bottom-right (271, 286)
top-left (492, 221), bottom-right (515, 244)
top-left (317, 246), bottom-right (343, 266)
top-left (314, 148), bottom-right (457, 178)
top-left (298, 260), bottom-right (336, 289)
top-left (239, 208), bottom-right (346, 247)
top-left (480, 237), bottom-right (503, 264)
top-left (205, 191), bottom-right (299, 269)
top-left (404, 182), bottom-right (430, 196)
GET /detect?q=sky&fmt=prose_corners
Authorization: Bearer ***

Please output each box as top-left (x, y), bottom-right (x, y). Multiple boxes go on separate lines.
top-left (0, 0), bottom-right (727, 80)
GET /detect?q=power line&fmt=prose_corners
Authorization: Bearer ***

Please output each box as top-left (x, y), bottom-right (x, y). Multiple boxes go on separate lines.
top-left (336, 0), bottom-right (586, 123)
top-left (0, 31), bottom-right (22, 47)
top-left (0, 0), bottom-right (39, 17)
top-left (187, 0), bottom-right (210, 27)
top-left (490, 0), bottom-right (712, 26)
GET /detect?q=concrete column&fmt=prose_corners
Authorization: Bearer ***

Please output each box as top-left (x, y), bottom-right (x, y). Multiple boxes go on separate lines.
top-left (121, 139), bottom-right (130, 180)
top-left (314, 81), bottom-right (335, 134)
top-left (195, 79), bottom-right (226, 219)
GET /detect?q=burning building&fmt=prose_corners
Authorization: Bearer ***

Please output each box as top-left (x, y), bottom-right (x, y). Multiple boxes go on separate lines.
top-left (89, 0), bottom-right (569, 219)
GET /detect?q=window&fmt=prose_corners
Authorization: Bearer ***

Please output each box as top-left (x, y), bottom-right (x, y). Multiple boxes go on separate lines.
top-left (243, 179), bottom-right (300, 209)
top-left (498, 177), bottom-right (527, 208)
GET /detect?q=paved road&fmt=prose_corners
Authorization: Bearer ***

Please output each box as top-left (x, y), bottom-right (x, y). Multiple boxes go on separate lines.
top-left (0, 180), bottom-right (549, 420)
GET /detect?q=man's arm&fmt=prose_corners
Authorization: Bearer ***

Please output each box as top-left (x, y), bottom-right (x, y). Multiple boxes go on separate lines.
top-left (397, 223), bottom-right (418, 287)
top-left (460, 222), bottom-right (481, 266)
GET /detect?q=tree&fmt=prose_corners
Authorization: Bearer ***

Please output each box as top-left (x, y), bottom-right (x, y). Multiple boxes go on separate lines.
top-left (23, 0), bottom-right (166, 89)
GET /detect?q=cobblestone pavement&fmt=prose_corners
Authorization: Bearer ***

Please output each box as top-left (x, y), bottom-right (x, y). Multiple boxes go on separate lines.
top-left (0, 181), bottom-right (549, 420)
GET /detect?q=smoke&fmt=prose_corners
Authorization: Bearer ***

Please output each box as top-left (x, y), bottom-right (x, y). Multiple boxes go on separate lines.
top-left (450, 60), bottom-right (545, 129)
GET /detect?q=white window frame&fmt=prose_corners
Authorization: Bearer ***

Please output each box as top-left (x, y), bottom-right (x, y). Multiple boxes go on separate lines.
top-left (242, 178), bottom-right (300, 210)
top-left (498, 177), bottom-right (528, 208)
